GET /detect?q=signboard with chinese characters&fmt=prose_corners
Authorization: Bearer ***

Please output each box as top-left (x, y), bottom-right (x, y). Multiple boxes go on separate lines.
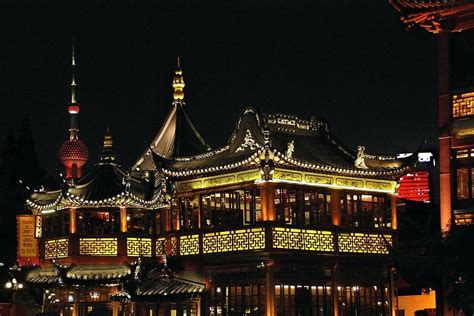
top-left (17, 215), bottom-right (40, 266)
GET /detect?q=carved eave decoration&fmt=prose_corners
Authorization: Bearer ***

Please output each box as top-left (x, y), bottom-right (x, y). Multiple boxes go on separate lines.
top-left (389, 0), bottom-right (474, 33)
top-left (26, 191), bottom-right (169, 215)
top-left (158, 107), bottom-right (416, 182)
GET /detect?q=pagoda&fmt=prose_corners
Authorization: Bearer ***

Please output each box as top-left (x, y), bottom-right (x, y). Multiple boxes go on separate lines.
top-left (24, 57), bottom-right (416, 315)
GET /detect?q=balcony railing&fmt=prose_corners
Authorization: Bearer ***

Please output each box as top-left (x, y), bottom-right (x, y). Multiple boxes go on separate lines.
top-left (40, 223), bottom-right (393, 259)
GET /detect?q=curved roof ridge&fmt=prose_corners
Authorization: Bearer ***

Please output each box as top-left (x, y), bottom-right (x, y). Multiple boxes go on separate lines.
top-left (132, 103), bottom-right (211, 171)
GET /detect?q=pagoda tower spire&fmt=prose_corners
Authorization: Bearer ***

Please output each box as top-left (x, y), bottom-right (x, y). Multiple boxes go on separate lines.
top-left (59, 39), bottom-right (89, 180)
top-left (172, 56), bottom-right (185, 102)
top-left (69, 39), bottom-right (80, 139)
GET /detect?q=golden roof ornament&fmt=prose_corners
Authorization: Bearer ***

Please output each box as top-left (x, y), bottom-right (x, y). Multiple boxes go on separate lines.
top-left (100, 127), bottom-right (116, 162)
top-left (103, 127), bottom-right (113, 149)
top-left (172, 57), bottom-right (185, 101)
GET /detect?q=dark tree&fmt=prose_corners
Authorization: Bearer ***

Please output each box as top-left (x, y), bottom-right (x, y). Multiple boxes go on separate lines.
top-left (16, 115), bottom-right (44, 189)
top-left (0, 117), bottom-right (45, 266)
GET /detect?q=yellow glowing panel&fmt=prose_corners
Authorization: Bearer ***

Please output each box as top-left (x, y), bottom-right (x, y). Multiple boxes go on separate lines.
top-left (453, 92), bottom-right (474, 118)
top-left (179, 234), bottom-right (199, 256)
top-left (272, 227), bottom-right (334, 252)
top-left (79, 238), bottom-right (117, 256)
top-left (170, 237), bottom-right (178, 256)
top-left (338, 233), bottom-right (392, 254)
top-left (44, 238), bottom-right (68, 259)
top-left (203, 228), bottom-right (265, 254)
top-left (155, 237), bottom-right (166, 256)
top-left (127, 238), bottom-right (152, 257)
top-left (457, 128), bottom-right (474, 137)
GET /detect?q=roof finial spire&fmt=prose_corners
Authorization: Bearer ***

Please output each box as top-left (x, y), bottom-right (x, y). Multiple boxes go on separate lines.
top-left (172, 56), bottom-right (185, 101)
top-left (100, 127), bottom-right (116, 162)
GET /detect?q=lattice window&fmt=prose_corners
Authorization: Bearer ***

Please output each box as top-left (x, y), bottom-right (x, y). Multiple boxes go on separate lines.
top-left (338, 233), bottom-right (392, 254)
top-left (203, 228), bottom-right (265, 254)
top-left (453, 92), bottom-right (474, 118)
top-left (272, 227), bottom-right (334, 252)
top-left (44, 238), bottom-right (68, 259)
top-left (79, 238), bottom-right (117, 256)
top-left (179, 234), bottom-right (199, 255)
top-left (155, 237), bottom-right (166, 256)
top-left (170, 236), bottom-right (178, 256)
top-left (127, 237), bottom-right (152, 257)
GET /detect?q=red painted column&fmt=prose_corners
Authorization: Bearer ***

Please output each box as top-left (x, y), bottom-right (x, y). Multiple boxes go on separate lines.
top-left (331, 189), bottom-right (341, 226)
top-left (260, 182), bottom-right (276, 221)
top-left (391, 195), bottom-right (398, 230)
top-left (438, 31), bottom-right (452, 232)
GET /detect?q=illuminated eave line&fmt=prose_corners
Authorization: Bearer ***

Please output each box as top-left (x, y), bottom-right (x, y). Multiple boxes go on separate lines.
top-left (255, 179), bottom-right (396, 194)
top-left (28, 190), bottom-right (168, 214)
top-left (275, 151), bottom-right (411, 177)
top-left (162, 146), bottom-right (410, 178)
top-left (163, 152), bottom-right (261, 177)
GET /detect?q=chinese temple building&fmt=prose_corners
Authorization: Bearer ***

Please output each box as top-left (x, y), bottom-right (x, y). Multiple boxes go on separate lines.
top-left (23, 57), bottom-right (417, 316)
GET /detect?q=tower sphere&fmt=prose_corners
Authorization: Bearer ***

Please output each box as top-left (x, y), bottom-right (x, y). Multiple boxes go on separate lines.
top-left (59, 138), bottom-right (89, 168)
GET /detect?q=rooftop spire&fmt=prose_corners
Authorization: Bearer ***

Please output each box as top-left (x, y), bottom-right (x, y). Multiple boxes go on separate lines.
top-left (71, 38), bottom-right (77, 105)
top-left (172, 56), bottom-right (185, 101)
top-left (100, 127), bottom-right (116, 162)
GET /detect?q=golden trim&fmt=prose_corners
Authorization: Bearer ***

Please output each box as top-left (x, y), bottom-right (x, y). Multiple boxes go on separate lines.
top-left (176, 168), bottom-right (396, 193)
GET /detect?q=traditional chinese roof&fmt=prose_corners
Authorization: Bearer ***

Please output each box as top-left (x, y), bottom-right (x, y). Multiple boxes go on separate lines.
top-left (151, 107), bottom-right (416, 180)
top-left (27, 132), bottom-right (167, 214)
top-left (134, 277), bottom-right (204, 300)
top-left (26, 264), bottom-right (131, 285)
top-left (132, 61), bottom-right (210, 171)
top-left (113, 263), bottom-right (205, 302)
top-left (389, 0), bottom-right (474, 33)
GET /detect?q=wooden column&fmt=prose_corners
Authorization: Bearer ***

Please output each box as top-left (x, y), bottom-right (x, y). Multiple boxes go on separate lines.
top-left (112, 302), bottom-right (120, 316)
top-left (265, 260), bottom-right (275, 316)
top-left (260, 182), bottom-right (276, 221)
top-left (69, 208), bottom-right (76, 234)
top-left (164, 208), bottom-right (171, 232)
top-left (120, 207), bottom-right (127, 233)
top-left (390, 195), bottom-right (398, 230)
top-left (332, 266), bottom-right (338, 316)
top-left (173, 204), bottom-right (180, 231)
top-left (389, 267), bottom-right (396, 316)
top-left (71, 288), bottom-right (78, 316)
top-left (194, 195), bottom-right (201, 229)
top-left (330, 190), bottom-right (341, 226)
top-left (438, 31), bottom-right (452, 232)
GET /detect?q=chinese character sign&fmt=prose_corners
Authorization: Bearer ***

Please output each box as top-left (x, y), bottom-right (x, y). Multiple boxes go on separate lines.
top-left (17, 215), bottom-right (39, 266)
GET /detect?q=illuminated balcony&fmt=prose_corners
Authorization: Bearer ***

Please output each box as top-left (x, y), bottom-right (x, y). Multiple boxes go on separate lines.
top-left (40, 224), bottom-right (393, 260)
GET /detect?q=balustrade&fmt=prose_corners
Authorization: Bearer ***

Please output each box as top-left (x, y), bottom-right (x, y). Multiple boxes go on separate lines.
top-left (40, 223), bottom-right (393, 259)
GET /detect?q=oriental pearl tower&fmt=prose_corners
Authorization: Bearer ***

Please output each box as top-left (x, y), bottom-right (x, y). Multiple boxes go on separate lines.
top-left (59, 41), bottom-right (88, 180)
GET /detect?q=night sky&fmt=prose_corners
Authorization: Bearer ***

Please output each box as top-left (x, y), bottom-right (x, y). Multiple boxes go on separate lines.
top-left (0, 1), bottom-right (438, 177)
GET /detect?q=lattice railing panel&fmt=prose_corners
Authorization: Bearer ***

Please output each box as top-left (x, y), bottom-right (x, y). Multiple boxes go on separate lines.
top-left (170, 237), bottom-right (178, 256)
top-left (179, 234), bottom-right (199, 256)
top-left (44, 238), bottom-right (68, 259)
top-left (272, 227), bottom-right (334, 252)
top-left (155, 237), bottom-right (166, 256)
top-left (338, 233), bottom-right (392, 254)
top-left (203, 228), bottom-right (265, 254)
top-left (127, 237), bottom-right (152, 257)
top-left (79, 238), bottom-right (117, 256)
top-left (453, 92), bottom-right (474, 118)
